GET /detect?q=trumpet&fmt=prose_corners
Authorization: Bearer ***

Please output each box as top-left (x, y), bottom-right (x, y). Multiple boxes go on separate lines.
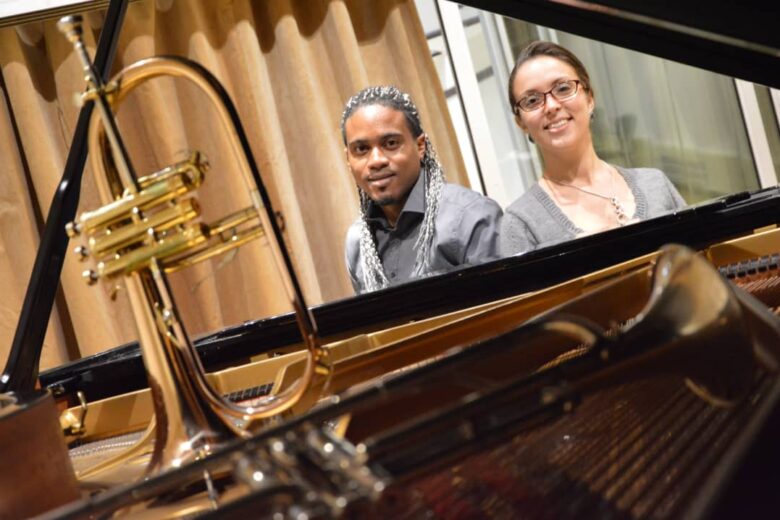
top-left (57, 14), bottom-right (329, 483)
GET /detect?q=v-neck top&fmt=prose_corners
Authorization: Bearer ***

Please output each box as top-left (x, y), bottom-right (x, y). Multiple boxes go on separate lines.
top-left (499, 166), bottom-right (686, 255)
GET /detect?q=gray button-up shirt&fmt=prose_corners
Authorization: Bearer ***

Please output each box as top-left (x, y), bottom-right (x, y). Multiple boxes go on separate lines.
top-left (345, 173), bottom-right (503, 293)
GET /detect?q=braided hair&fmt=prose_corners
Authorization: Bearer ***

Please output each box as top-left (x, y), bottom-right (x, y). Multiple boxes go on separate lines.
top-left (341, 86), bottom-right (445, 292)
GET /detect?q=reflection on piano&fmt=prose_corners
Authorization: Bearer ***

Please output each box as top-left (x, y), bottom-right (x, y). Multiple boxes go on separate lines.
top-left (6, 0), bottom-right (780, 518)
top-left (41, 244), bottom-right (780, 518)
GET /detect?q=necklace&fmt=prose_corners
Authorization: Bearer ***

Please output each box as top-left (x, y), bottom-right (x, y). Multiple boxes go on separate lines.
top-left (543, 166), bottom-right (630, 226)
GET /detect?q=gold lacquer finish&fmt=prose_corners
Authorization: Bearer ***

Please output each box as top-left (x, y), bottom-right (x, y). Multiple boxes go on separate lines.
top-left (58, 14), bottom-right (328, 485)
top-left (67, 161), bottom-right (203, 239)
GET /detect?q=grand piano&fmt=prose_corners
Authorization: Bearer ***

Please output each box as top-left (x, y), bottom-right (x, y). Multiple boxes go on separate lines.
top-left (34, 0), bottom-right (780, 404)
top-left (4, 0), bottom-right (780, 518)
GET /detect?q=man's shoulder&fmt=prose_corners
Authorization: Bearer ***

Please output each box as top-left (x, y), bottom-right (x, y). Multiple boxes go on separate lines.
top-left (346, 218), bottom-right (363, 236)
top-left (441, 182), bottom-right (500, 211)
top-left (345, 219), bottom-right (362, 256)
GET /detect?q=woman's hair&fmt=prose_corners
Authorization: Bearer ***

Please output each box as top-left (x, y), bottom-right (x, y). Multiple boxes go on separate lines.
top-left (507, 40), bottom-right (594, 113)
top-left (340, 86), bottom-right (445, 292)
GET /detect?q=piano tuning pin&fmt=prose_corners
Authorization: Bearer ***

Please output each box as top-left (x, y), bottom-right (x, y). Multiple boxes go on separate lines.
top-left (74, 245), bottom-right (89, 260)
top-left (109, 284), bottom-right (122, 301)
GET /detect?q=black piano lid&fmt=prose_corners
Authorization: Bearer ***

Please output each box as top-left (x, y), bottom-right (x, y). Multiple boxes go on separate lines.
top-left (457, 0), bottom-right (780, 88)
top-left (38, 273), bottom-right (780, 519)
top-left (38, 0), bottom-right (780, 402)
top-left (40, 188), bottom-right (780, 402)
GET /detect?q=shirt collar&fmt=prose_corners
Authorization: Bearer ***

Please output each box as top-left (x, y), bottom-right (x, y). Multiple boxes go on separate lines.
top-left (366, 170), bottom-right (425, 229)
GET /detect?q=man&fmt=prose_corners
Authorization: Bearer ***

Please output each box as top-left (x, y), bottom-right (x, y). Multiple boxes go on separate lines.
top-left (341, 86), bottom-right (502, 293)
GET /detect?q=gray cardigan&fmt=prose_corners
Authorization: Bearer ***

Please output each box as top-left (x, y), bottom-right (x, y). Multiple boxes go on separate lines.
top-left (500, 167), bottom-right (686, 255)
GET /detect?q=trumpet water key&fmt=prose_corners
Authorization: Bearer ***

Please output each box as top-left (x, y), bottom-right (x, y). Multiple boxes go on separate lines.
top-left (58, 14), bottom-right (329, 484)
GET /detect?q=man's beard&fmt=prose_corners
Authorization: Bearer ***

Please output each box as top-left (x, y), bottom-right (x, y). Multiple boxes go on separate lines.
top-left (373, 196), bottom-right (399, 207)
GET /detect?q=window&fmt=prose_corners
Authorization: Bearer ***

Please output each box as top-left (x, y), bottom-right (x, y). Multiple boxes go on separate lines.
top-left (417, 1), bottom-right (780, 206)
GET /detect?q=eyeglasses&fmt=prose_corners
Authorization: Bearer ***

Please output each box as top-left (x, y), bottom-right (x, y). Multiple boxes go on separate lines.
top-left (514, 79), bottom-right (583, 113)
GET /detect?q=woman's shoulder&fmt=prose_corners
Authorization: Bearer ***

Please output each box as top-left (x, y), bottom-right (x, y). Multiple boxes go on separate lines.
top-left (504, 183), bottom-right (547, 218)
top-left (441, 182), bottom-right (501, 211)
top-left (617, 165), bottom-right (686, 213)
top-left (617, 165), bottom-right (677, 196)
top-left (618, 166), bottom-right (670, 186)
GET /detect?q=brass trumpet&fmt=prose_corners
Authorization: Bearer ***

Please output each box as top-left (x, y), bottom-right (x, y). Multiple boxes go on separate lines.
top-left (58, 14), bottom-right (329, 483)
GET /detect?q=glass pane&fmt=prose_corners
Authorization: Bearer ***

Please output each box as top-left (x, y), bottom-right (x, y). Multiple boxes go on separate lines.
top-left (416, 0), bottom-right (483, 192)
top-left (755, 86), bottom-right (780, 177)
top-left (426, 3), bottom-right (771, 206)
top-left (458, 5), bottom-right (537, 202)
top-left (548, 30), bottom-right (759, 203)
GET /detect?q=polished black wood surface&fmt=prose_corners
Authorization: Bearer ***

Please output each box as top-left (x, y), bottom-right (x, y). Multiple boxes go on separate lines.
top-left (29, 0), bottom-right (780, 403)
top-left (23, 3), bottom-right (780, 518)
top-left (0, 0), bottom-right (129, 393)
top-left (41, 188), bottom-right (780, 402)
top-left (456, 0), bottom-right (780, 88)
top-left (40, 259), bottom-right (780, 519)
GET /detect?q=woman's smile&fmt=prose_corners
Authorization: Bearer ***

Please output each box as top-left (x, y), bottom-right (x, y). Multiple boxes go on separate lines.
top-left (545, 117), bottom-right (573, 132)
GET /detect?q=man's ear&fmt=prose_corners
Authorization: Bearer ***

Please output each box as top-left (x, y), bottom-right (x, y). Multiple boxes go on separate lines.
top-left (416, 133), bottom-right (426, 160)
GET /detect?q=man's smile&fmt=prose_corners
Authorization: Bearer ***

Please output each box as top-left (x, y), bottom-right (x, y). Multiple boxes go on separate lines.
top-left (367, 171), bottom-right (396, 188)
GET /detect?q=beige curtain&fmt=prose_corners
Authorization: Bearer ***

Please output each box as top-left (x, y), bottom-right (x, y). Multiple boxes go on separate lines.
top-left (0, 0), bottom-right (468, 370)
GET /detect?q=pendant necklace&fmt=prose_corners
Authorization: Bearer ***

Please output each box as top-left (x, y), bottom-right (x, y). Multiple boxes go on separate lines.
top-left (543, 165), bottom-right (630, 226)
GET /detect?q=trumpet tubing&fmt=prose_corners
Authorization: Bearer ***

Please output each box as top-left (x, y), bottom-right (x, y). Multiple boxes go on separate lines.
top-left (58, 13), bottom-right (327, 486)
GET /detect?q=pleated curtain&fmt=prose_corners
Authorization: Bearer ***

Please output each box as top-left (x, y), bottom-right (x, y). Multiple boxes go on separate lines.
top-left (0, 0), bottom-right (468, 369)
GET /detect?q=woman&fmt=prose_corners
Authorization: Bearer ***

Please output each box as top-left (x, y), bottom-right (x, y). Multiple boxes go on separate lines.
top-left (500, 41), bottom-right (686, 255)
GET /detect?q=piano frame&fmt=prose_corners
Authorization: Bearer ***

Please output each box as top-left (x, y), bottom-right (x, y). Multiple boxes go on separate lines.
top-left (25, 0), bottom-right (780, 415)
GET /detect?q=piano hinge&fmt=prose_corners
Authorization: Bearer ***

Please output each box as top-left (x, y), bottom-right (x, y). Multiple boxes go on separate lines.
top-left (719, 253), bottom-right (780, 279)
